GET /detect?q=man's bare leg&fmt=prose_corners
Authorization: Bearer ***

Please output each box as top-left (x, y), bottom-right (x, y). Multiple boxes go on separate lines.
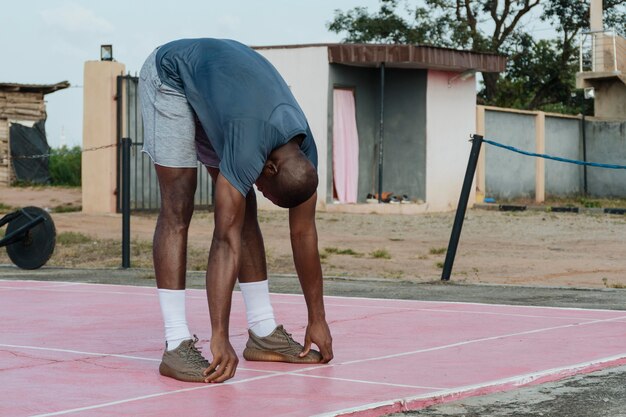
top-left (154, 165), bottom-right (197, 350)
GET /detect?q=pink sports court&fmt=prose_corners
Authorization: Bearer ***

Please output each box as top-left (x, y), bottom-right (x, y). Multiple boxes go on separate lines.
top-left (2, 279), bottom-right (626, 416)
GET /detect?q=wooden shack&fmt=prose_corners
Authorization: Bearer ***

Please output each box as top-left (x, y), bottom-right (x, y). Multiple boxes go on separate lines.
top-left (0, 81), bottom-right (70, 185)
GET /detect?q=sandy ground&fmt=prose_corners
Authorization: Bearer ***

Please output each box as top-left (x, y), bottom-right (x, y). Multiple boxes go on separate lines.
top-left (1, 184), bottom-right (626, 288)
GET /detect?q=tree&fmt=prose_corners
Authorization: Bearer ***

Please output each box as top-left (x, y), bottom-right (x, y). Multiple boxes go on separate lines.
top-left (328, 0), bottom-right (626, 113)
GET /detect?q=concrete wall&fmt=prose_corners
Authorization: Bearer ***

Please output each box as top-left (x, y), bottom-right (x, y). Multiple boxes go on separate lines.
top-left (593, 80), bottom-right (626, 119)
top-left (545, 117), bottom-right (582, 196)
top-left (586, 120), bottom-right (626, 197)
top-left (480, 106), bottom-right (626, 200)
top-left (255, 46), bottom-right (330, 210)
top-left (484, 110), bottom-right (536, 199)
top-left (426, 71), bottom-right (476, 211)
top-left (82, 60), bottom-right (125, 214)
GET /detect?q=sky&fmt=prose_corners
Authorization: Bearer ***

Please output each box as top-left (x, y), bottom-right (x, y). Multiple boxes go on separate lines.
top-left (1, 1), bottom-right (556, 149)
top-left (1, 0), bottom-right (385, 148)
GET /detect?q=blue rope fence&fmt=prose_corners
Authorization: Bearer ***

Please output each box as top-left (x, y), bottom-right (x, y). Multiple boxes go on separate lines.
top-left (482, 138), bottom-right (626, 170)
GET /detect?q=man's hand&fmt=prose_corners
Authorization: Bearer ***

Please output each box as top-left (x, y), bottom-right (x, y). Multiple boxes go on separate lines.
top-left (204, 335), bottom-right (239, 383)
top-left (300, 319), bottom-right (333, 363)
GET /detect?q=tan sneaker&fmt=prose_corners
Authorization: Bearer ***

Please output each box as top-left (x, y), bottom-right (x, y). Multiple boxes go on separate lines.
top-left (243, 325), bottom-right (322, 363)
top-left (159, 336), bottom-right (210, 382)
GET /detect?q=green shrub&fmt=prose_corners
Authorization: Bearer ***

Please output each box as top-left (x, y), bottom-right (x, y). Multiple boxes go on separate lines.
top-left (371, 249), bottom-right (391, 259)
top-left (49, 146), bottom-right (81, 186)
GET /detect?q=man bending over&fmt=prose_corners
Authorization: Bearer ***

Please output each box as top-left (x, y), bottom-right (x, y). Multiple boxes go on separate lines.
top-left (138, 38), bottom-right (333, 384)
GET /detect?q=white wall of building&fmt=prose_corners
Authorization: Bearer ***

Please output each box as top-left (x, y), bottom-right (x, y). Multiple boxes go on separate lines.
top-left (425, 70), bottom-right (477, 211)
top-left (255, 46), bottom-right (330, 210)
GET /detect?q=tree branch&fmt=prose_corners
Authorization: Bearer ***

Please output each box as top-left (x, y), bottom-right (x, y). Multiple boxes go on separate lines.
top-left (497, 0), bottom-right (540, 48)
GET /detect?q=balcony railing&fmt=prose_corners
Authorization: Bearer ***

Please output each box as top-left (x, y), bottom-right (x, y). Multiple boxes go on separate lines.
top-left (579, 30), bottom-right (626, 74)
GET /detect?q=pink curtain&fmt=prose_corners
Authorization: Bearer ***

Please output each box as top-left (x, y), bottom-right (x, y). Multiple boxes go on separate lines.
top-left (333, 89), bottom-right (359, 203)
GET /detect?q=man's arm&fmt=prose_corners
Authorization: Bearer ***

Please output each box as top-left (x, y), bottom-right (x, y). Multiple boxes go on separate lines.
top-left (204, 174), bottom-right (246, 383)
top-left (289, 192), bottom-right (334, 362)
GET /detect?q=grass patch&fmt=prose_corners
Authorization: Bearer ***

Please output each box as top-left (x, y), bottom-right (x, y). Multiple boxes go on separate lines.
top-left (324, 247), bottom-right (361, 256)
top-left (602, 277), bottom-right (626, 289)
top-left (56, 231), bottom-right (93, 245)
top-left (388, 237), bottom-right (404, 242)
top-left (578, 198), bottom-right (602, 208)
top-left (51, 204), bottom-right (82, 213)
top-left (435, 261), bottom-right (445, 269)
top-left (0, 202), bottom-right (14, 212)
top-left (188, 246), bottom-right (208, 271)
top-left (370, 249), bottom-right (391, 259)
top-left (429, 247), bottom-right (447, 255)
top-left (382, 270), bottom-right (404, 279)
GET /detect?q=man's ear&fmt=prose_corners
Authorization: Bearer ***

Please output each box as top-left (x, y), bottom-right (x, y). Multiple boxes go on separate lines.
top-left (263, 160), bottom-right (278, 177)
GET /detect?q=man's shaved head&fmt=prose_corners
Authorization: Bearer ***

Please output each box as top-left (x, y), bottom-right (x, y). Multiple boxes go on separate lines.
top-left (255, 137), bottom-right (318, 208)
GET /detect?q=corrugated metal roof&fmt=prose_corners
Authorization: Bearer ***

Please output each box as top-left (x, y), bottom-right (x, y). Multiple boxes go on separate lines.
top-left (0, 81), bottom-right (70, 95)
top-left (254, 43), bottom-right (506, 73)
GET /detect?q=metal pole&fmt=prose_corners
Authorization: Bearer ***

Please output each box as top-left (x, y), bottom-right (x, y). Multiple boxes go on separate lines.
top-left (441, 134), bottom-right (484, 281)
top-left (377, 62), bottom-right (385, 203)
top-left (581, 100), bottom-right (588, 195)
top-left (121, 137), bottom-right (131, 268)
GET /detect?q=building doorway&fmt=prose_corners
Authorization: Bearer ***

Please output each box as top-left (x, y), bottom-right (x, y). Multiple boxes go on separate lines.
top-left (332, 88), bottom-right (360, 203)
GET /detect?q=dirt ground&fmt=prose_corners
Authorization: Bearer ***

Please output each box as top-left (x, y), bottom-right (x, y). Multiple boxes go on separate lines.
top-left (1, 185), bottom-right (626, 289)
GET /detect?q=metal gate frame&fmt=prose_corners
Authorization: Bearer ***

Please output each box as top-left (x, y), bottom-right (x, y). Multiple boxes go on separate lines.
top-left (116, 74), bottom-right (213, 212)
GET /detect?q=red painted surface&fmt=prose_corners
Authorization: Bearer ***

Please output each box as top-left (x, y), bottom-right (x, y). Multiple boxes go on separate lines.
top-left (1, 280), bottom-right (625, 417)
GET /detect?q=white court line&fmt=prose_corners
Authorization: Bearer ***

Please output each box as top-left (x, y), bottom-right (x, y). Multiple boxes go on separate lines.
top-left (0, 281), bottom-right (81, 290)
top-left (0, 343), bottom-right (440, 390)
top-left (24, 359), bottom-right (444, 417)
top-left (5, 278), bottom-right (626, 314)
top-left (311, 353), bottom-right (626, 417)
top-left (1, 280), bottom-right (622, 322)
top-left (28, 372), bottom-right (285, 417)
top-left (10, 311), bottom-right (617, 379)
top-left (5, 314), bottom-right (625, 372)
top-left (24, 345), bottom-right (626, 416)
top-left (0, 343), bottom-right (277, 374)
top-left (337, 314), bottom-right (626, 367)
top-left (0, 279), bottom-right (621, 313)
top-left (290, 373), bottom-right (445, 390)
top-left (274, 300), bottom-right (611, 322)
top-left (0, 343), bottom-right (161, 363)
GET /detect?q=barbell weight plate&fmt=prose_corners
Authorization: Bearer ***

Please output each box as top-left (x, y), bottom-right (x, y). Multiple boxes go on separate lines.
top-left (6, 206), bottom-right (56, 270)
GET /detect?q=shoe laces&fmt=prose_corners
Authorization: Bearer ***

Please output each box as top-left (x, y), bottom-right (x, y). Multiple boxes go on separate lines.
top-left (181, 335), bottom-right (208, 367)
top-left (277, 326), bottom-right (297, 346)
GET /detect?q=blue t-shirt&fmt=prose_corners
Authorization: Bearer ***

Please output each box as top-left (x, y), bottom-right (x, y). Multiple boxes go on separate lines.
top-left (155, 38), bottom-right (318, 196)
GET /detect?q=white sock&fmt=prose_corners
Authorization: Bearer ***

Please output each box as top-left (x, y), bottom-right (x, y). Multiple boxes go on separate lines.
top-left (158, 289), bottom-right (192, 351)
top-left (239, 280), bottom-right (277, 337)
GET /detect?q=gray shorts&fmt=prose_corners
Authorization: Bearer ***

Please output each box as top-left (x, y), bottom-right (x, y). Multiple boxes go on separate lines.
top-left (138, 49), bottom-right (219, 168)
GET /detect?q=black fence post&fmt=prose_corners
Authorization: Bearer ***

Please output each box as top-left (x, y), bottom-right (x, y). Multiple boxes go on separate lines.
top-left (121, 137), bottom-right (131, 268)
top-left (441, 134), bottom-right (484, 281)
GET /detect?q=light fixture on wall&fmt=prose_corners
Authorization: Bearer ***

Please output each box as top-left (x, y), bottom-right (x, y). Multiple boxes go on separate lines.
top-left (100, 45), bottom-right (113, 61)
top-left (448, 69), bottom-right (476, 87)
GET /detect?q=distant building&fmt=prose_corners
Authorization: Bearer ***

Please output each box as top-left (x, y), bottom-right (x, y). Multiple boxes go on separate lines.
top-left (255, 43), bottom-right (505, 212)
top-left (0, 81), bottom-right (69, 185)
